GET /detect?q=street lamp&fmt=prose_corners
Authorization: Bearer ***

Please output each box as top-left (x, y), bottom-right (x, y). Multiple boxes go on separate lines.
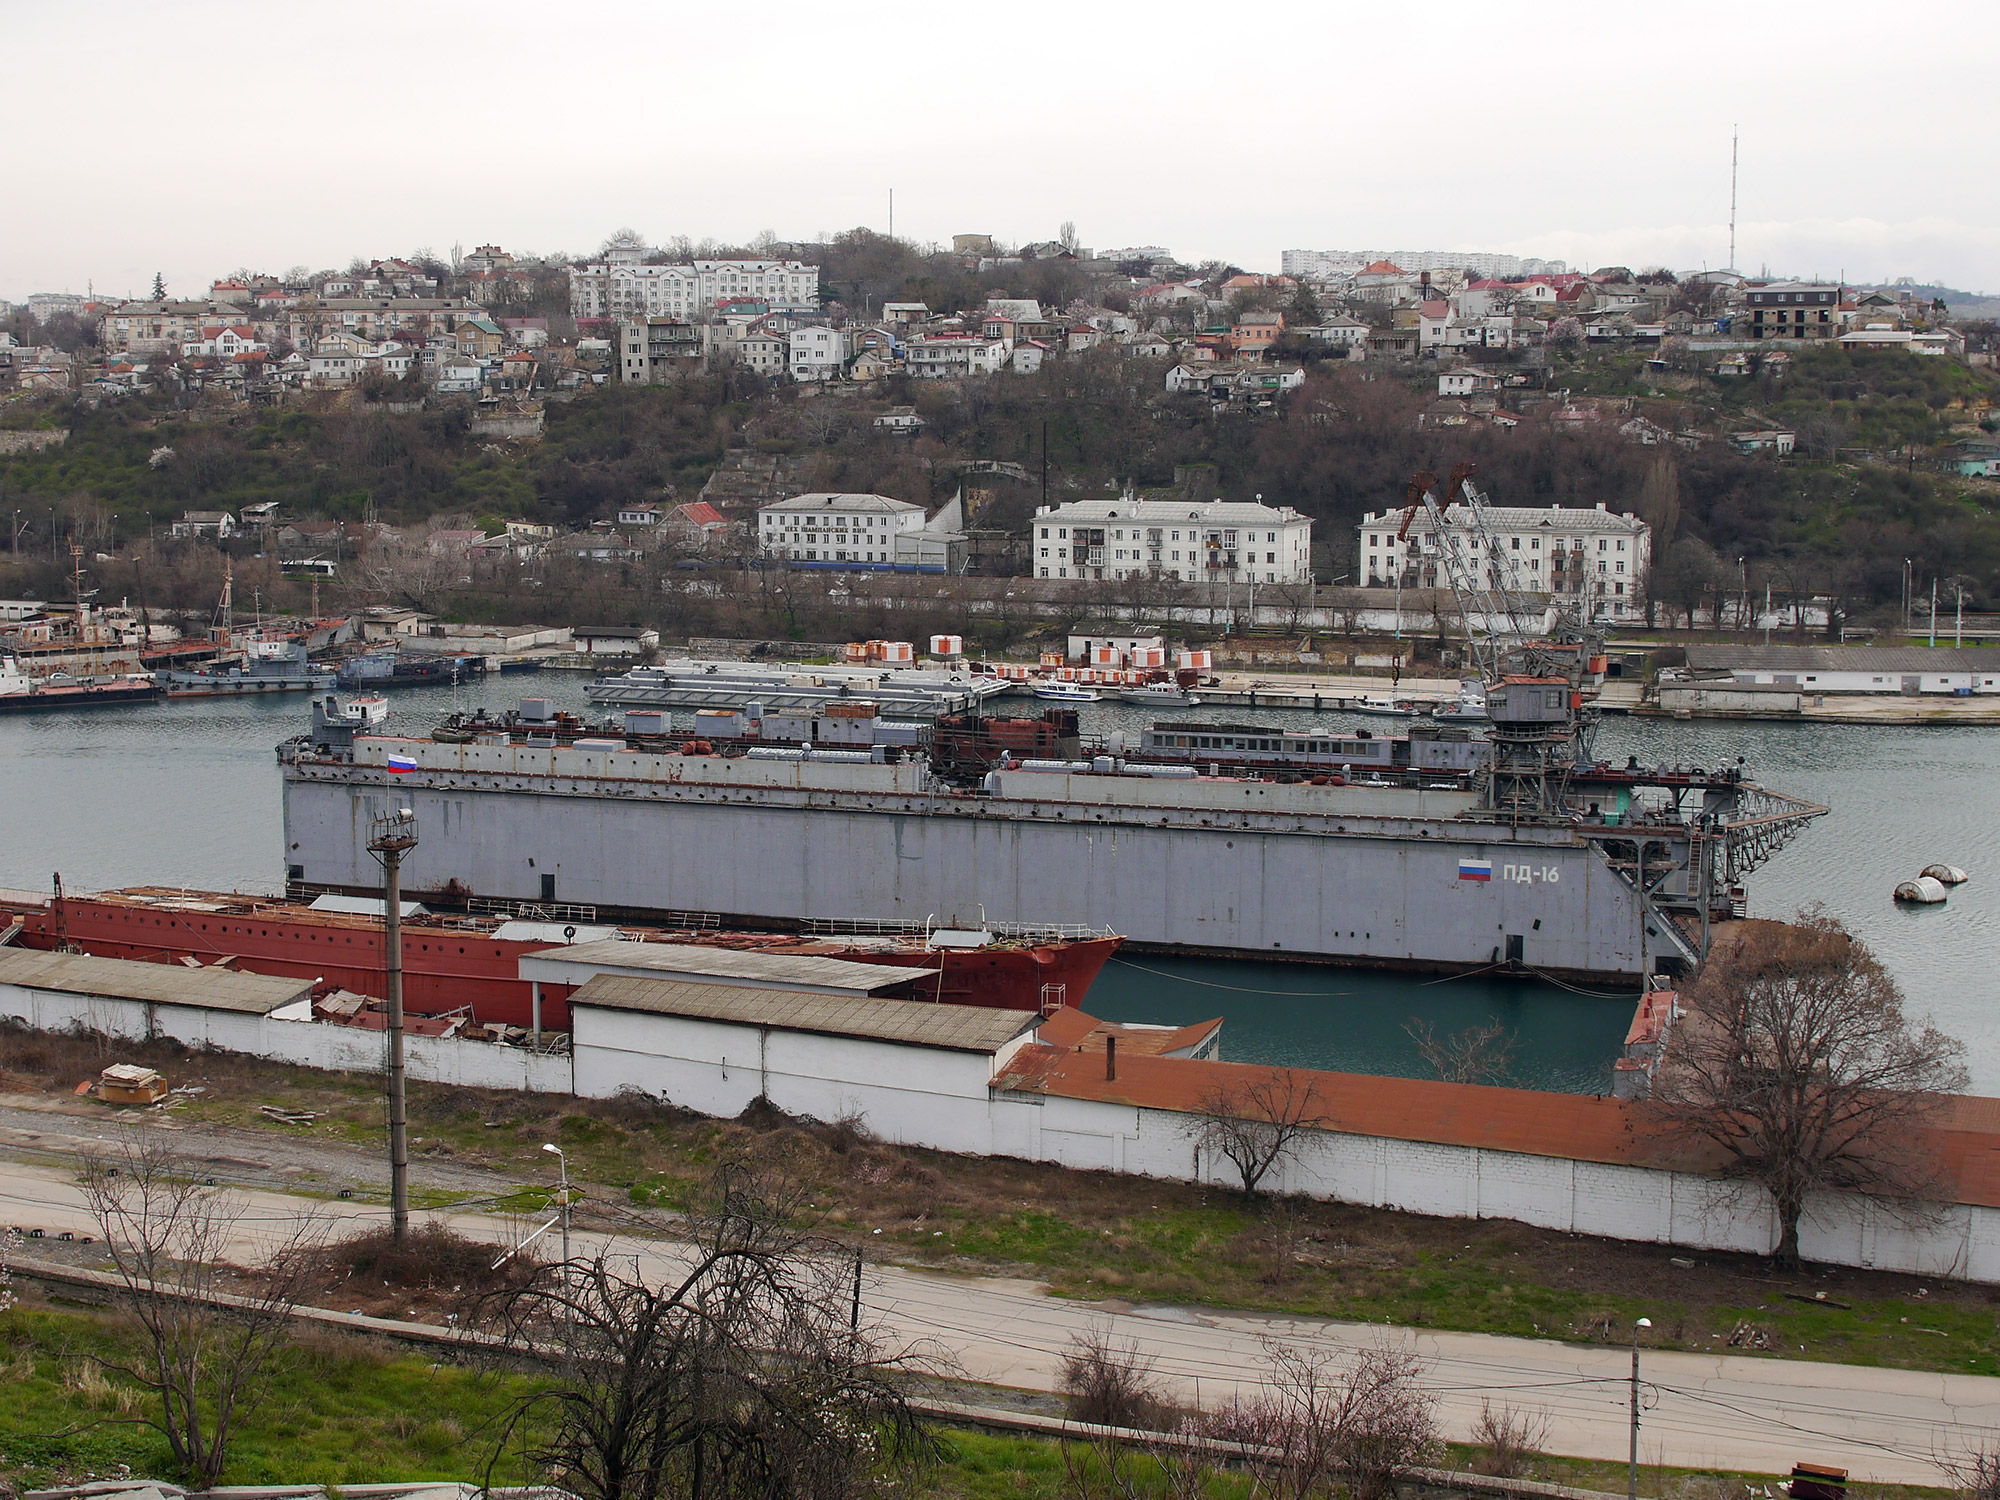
top-left (1629, 1316), bottom-right (1653, 1500)
top-left (543, 1142), bottom-right (571, 1270)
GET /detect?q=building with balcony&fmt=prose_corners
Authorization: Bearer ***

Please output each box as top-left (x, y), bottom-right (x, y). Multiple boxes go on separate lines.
top-left (1030, 497), bottom-right (1312, 584)
top-left (756, 493), bottom-right (930, 568)
top-left (1743, 281), bottom-right (1843, 341)
top-left (1357, 502), bottom-right (1651, 620)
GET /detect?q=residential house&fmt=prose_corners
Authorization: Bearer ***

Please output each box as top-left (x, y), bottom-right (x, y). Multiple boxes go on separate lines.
top-left (1302, 315), bottom-right (1371, 349)
top-left (620, 318), bottom-right (705, 383)
top-left (1011, 341), bottom-right (1048, 374)
top-left (496, 317), bottom-right (549, 347)
top-left (101, 299), bottom-right (254, 354)
top-left (1128, 333), bottom-right (1176, 359)
top-left (881, 302), bottom-right (930, 325)
top-left (1744, 282), bottom-right (1843, 341)
top-left (1229, 311), bottom-right (1285, 356)
top-left (1730, 429), bottom-right (1798, 455)
top-left (617, 505), bottom-right (663, 527)
top-left (905, 335), bottom-right (1006, 379)
top-left (666, 501), bottom-right (737, 552)
top-left (732, 329), bottom-right (788, 376)
top-left (1437, 369), bottom-right (1501, 398)
top-left (872, 407), bottom-right (926, 435)
top-left (1416, 301), bottom-right (1452, 351)
top-left (569, 240), bottom-right (819, 319)
top-left (788, 326), bottom-right (848, 381)
top-left (1950, 438), bottom-right (2000, 478)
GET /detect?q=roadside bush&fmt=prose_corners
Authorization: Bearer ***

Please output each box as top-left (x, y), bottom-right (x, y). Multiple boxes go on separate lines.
top-left (333, 1222), bottom-right (533, 1293)
top-left (1059, 1328), bottom-right (1164, 1429)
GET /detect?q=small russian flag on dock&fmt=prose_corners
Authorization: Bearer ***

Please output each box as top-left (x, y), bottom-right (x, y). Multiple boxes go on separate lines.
top-left (386, 753), bottom-right (417, 775)
top-left (1457, 858), bottom-right (1491, 882)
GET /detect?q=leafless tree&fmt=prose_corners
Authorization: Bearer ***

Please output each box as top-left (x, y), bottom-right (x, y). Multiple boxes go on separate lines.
top-left (80, 1138), bottom-right (322, 1486)
top-left (1404, 1018), bottom-right (1517, 1085)
top-left (1203, 1341), bottom-right (1439, 1500)
top-left (1185, 1069), bottom-right (1327, 1195)
top-left (1470, 1400), bottom-right (1550, 1478)
top-left (474, 1164), bottom-right (938, 1500)
top-left (1058, 1326), bottom-right (1163, 1429)
top-left (1649, 913), bottom-right (1969, 1270)
top-left (1944, 1442), bottom-right (2000, 1500)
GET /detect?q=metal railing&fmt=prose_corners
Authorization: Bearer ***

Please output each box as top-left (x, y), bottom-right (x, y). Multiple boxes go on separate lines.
top-left (467, 897), bottom-right (601, 923)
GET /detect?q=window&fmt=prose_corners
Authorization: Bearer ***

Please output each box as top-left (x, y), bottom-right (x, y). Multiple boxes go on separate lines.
top-left (1616, 539), bottom-right (1626, 551)
top-left (1510, 537), bottom-right (1520, 550)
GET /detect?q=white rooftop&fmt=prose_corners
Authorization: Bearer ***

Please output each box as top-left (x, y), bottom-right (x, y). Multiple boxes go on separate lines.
top-left (761, 493), bottom-right (924, 514)
top-left (1036, 497), bottom-right (1306, 525)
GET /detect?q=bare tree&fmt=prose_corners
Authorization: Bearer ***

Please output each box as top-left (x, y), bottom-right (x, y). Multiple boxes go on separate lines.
top-left (1470, 1400), bottom-right (1551, 1478)
top-left (1204, 1342), bottom-right (1439, 1500)
top-left (1058, 1326), bottom-right (1163, 1429)
top-left (1185, 1070), bottom-right (1327, 1195)
top-left (1404, 1018), bottom-right (1517, 1085)
top-left (81, 1139), bottom-right (321, 1486)
top-left (475, 1164), bottom-right (937, 1500)
top-left (1944, 1442), bottom-right (2000, 1500)
top-left (1649, 913), bottom-right (1969, 1270)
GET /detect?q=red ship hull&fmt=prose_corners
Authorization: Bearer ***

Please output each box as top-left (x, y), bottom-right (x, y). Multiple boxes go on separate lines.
top-left (8, 891), bottom-right (1120, 1031)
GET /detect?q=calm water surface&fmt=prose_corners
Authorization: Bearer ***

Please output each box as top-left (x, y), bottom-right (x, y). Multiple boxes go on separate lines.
top-left (0, 675), bottom-right (1992, 1092)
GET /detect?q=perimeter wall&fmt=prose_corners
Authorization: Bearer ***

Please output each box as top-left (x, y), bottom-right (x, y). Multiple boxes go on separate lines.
top-left (4, 977), bottom-right (1987, 1281)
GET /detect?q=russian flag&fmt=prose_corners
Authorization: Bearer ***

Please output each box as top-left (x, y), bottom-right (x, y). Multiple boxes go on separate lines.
top-left (386, 753), bottom-right (417, 775)
top-left (1458, 858), bottom-right (1492, 882)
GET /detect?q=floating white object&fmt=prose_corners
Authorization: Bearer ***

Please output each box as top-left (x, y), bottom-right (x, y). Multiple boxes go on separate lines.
top-left (1895, 877), bottom-right (1949, 904)
top-left (1921, 864), bottom-right (1970, 885)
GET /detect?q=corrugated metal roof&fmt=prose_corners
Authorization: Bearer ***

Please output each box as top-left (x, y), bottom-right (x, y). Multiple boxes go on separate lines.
top-left (0, 948), bottom-right (312, 1014)
top-left (1038, 498), bottom-right (1302, 525)
top-left (569, 975), bottom-right (1035, 1053)
top-left (519, 939), bottom-right (931, 993)
top-left (1685, 646), bottom-right (1997, 673)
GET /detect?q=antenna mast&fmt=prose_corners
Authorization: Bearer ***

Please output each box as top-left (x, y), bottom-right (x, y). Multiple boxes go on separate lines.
top-left (1728, 126), bottom-right (1738, 271)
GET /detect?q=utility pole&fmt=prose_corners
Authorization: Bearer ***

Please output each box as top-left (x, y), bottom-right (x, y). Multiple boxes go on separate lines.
top-left (1629, 1316), bottom-right (1652, 1500)
top-left (368, 808), bottom-right (419, 1243)
top-left (542, 1142), bottom-right (571, 1270)
top-left (1931, 577), bottom-right (1938, 648)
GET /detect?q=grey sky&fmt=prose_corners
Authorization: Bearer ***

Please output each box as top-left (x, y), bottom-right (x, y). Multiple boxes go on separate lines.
top-left (6, 0), bottom-right (1994, 300)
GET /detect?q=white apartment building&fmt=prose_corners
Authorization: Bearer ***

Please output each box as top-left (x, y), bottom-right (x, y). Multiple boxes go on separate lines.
top-left (1032, 498), bottom-right (1313, 585)
top-left (569, 237), bottom-right (819, 320)
top-left (758, 494), bottom-right (929, 566)
top-left (1357, 502), bottom-right (1651, 619)
top-left (1283, 249), bottom-right (1568, 280)
top-left (905, 335), bottom-right (1007, 379)
top-left (787, 326), bottom-right (847, 381)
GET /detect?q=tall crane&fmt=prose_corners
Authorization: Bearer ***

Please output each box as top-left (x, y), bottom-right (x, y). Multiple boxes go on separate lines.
top-left (1395, 463), bottom-right (1541, 682)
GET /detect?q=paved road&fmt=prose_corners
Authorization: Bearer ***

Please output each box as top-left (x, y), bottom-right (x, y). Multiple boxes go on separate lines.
top-left (1, 1151), bottom-right (1991, 1484)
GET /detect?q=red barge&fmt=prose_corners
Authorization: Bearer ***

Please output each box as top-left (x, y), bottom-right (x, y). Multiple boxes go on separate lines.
top-left (3, 887), bottom-right (1121, 1031)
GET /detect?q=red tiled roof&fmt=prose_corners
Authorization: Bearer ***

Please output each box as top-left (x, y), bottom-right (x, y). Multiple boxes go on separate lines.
top-left (676, 501), bottom-right (726, 527)
top-left (1360, 259), bottom-right (1405, 275)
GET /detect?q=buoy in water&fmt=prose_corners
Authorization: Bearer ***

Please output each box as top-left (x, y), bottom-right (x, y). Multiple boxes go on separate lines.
top-left (1921, 864), bottom-right (1970, 885)
top-left (1895, 876), bottom-right (1950, 904)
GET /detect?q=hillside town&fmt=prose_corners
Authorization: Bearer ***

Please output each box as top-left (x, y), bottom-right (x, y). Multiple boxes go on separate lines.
top-left (6, 228), bottom-right (1998, 639)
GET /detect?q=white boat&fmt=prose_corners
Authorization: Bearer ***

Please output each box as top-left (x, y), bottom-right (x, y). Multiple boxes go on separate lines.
top-left (1033, 684), bottom-right (1103, 703)
top-left (1119, 683), bottom-right (1200, 708)
top-left (1347, 695), bottom-right (1419, 718)
top-left (1431, 685), bottom-right (1489, 723)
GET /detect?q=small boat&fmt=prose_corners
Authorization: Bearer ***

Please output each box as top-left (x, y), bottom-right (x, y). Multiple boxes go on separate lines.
top-left (1119, 683), bottom-right (1200, 709)
top-left (1034, 684), bottom-right (1103, 703)
top-left (1347, 695), bottom-right (1419, 718)
top-left (155, 635), bottom-right (333, 698)
top-left (1431, 684), bottom-right (1489, 723)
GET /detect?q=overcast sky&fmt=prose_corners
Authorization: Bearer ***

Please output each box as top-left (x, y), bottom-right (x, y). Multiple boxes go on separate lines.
top-left (7, 0), bottom-right (1995, 301)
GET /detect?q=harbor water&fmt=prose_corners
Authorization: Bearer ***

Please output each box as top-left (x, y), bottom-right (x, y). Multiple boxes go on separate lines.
top-left (0, 675), bottom-right (1992, 1092)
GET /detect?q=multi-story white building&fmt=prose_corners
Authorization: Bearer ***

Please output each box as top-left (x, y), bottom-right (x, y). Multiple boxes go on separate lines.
top-left (1031, 497), bottom-right (1313, 585)
top-left (787, 326), bottom-right (847, 381)
top-left (1284, 249), bottom-right (1568, 280)
top-left (569, 236), bottom-right (819, 320)
top-left (1356, 502), bottom-right (1651, 619)
top-left (757, 493), bottom-right (929, 567)
top-left (100, 299), bottom-right (255, 354)
top-left (619, 317), bottom-right (705, 382)
top-left (905, 335), bottom-right (1007, 379)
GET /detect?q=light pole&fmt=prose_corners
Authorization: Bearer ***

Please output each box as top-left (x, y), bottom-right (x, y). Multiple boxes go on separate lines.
top-left (543, 1142), bottom-right (571, 1270)
top-left (367, 807), bottom-right (418, 1243)
top-left (1628, 1316), bottom-right (1652, 1500)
